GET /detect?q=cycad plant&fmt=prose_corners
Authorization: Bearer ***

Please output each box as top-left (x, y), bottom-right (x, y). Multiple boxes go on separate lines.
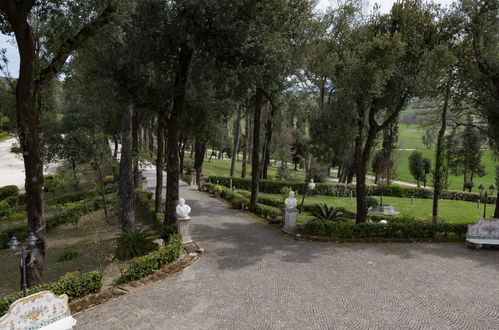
top-left (312, 203), bottom-right (346, 222)
top-left (115, 228), bottom-right (157, 261)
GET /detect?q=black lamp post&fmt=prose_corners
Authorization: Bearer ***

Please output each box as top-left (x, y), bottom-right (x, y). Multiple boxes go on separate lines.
top-left (8, 233), bottom-right (38, 297)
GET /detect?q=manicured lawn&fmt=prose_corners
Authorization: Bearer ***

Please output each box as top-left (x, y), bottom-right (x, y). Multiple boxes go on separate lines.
top-left (201, 157), bottom-right (305, 182)
top-left (394, 150), bottom-right (497, 192)
top-left (397, 124), bottom-right (427, 149)
top-left (258, 192), bottom-right (492, 224)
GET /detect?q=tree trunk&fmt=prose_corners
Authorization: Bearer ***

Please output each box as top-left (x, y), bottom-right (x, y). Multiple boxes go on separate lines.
top-left (155, 115), bottom-right (165, 213)
top-left (179, 136), bottom-right (186, 175)
top-left (494, 190), bottom-right (499, 218)
top-left (432, 76), bottom-right (452, 224)
top-left (15, 23), bottom-right (45, 286)
top-left (262, 102), bottom-right (277, 179)
top-left (241, 110), bottom-right (250, 178)
top-left (250, 88), bottom-right (264, 211)
top-left (230, 105), bottom-right (242, 177)
top-left (113, 137), bottom-right (119, 159)
top-left (194, 138), bottom-right (206, 185)
top-left (354, 109), bottom-right (379, 224)
top-left (119, 102), bottom-right (135, 231)
top-left (132, 114), bottom-right (141, 188)
top-left (165, 48), bottom-right (192, 226)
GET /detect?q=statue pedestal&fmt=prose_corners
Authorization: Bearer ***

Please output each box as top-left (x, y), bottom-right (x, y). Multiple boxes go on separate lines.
top-left (283, 208), bottom-right (298, 233)
top-left (178, 216), bottom-right (193, 244)
top-left (190, 169), bottom-right (197, 186)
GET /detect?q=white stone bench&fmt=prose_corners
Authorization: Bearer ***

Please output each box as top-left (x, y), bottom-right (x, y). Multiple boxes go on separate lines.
top-left (0, 291), bottom-right (76, 330)
top-left (466, 218), bottom-right (499, 249)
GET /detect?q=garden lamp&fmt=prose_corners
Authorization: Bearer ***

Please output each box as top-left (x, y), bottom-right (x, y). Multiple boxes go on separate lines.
top-left (478, 184), bottom-right (484, 194)
top-left (8, 235), bottom-right (19, 253)
top-left (8, 233), bottom-right (38, 296)
top-left (489, 185), bottom-right (495, 195)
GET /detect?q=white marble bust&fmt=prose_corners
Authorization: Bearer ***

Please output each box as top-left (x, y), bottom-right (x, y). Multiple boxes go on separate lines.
top-left (176, 198), bottom-right (191, 219)
top-left (284, 191), bottom-right (298, 210)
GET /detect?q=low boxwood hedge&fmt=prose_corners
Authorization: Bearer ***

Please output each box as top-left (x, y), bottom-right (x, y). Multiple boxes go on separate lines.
top-left (303, 220), bottom-right (467, 239)
top-left (202, 183), bottom-right (282, 220)
top-left (0, 185), bottom-right (19, 201)
top-left (0, 194), bottom-right (114, 248)
top-left (117, 234), bottom-right (182, 283)
top-left (206, 176), bottom-right (496, 204)
top-left (0, 270), bottom-right (103, 317)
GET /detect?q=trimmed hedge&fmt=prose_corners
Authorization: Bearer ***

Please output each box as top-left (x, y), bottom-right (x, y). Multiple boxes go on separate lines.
top-left (0, 185), bottom-right (19, 201)
top-left (0, 194), bottom-right (113, 248)
top-left (206, 176), bottom-right (497, 204)
top-left (0, 270), bottom-right (103, 316)
top-left (202, 183), bottom-right (282, 220)
top-left (303, 220), bottom-right (467, 239)
top-left (117, 234), bottom-right (182, 283)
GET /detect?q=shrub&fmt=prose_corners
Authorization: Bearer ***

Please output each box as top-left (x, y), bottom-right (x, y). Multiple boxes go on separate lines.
top-left (302, 221), bottom-right (467, 239)
top-left (135, 189), bottom-right (157, 224)
top-left (214, 185), bottom-right (223, 193)
top-left (117, 234), bottom-right (182, 283)
top-left (206, 176), bottom-right (497, 204)
top-left (0, 131), bottom-right (8, 140)
top-left (303, 219), bottom-right (326, 235)
top-left (43, 174), bottom-right (63, 192)
top-left (311, 204), bottom-right (346, 222)
top-left (10, 145), bottom-right (22, 154)
top-left (0, 270), bottom-right (103, 316)
top-left (383, 185), bottom-right (406, 198)
top-left (103, 175), bottom-right (115, 185)
top-left (366, 196), bottom-right (379, 209)
top-left (115, 228), bottom-right (158, 261)
top-left (160, 223), bottom-right (178, 241)
top-left (57, 249), bottom-right (79, 262)
top-left (0, 185), bottom-right (19, 201)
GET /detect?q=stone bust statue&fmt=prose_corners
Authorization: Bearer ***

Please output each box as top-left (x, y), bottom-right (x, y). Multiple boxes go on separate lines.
top-left (176, 198), bottom-right (191, 219)
top-left (284, 191), bottom-right (298, 210)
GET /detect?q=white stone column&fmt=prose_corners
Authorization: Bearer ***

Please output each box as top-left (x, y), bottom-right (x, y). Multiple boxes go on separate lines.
top-left (178, 217), bottom-right (193, 244)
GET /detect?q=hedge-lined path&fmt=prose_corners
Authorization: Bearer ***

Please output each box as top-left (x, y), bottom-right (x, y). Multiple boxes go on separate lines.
top-left (75, 182), bottom-right (499, 329)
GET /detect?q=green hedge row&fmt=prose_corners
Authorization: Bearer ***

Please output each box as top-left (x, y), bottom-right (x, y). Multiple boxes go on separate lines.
top-left (0, 270), bottom-right (103, 316)
top-left (0, 185), bottom-right (19, 201)
top-left (202, 183), bottom-right (282, 220)
top-left (303, 221), bottom-right (467, 239)
top-left (0, 194), bottom-right (113, 248)
top-left (117, 234), bottom-right (182, 283)
top-left (206, 176), bottom-right (497, 204)
top-left (45, 184), bottom-right (118, 206)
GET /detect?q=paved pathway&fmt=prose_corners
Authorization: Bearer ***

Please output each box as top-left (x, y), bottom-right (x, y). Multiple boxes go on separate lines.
top-left (76, 182), bottom-right (499, 329)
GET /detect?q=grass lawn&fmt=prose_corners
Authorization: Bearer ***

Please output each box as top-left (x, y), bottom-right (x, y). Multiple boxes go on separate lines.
top-left (397, 124), bottom-right (426, 149)
top-left (394, 150), bottom-right (497, 192)
top-left (200, 157), bottom-right (305, 182)
top-left (258, 192), bottom-right (492, 224)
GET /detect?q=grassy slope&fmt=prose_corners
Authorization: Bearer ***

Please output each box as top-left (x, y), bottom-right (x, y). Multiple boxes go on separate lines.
top-left (394, 150), bottom-right (497, 192)
top-left (397, 124), bottom-right (426, 149)
top-left (200, 157), bottom-right (305, 182)
top-left (258, 192), bottom-right (491, 224)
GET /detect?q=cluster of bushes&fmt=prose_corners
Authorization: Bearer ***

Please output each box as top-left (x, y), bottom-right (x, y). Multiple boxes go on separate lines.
top-left (117, 234), bottom-right (182, 283)
top-left (206, 176), bottom-right (496, 204)
top-left (0, 194), bottom-right (113, 248)
top-left (0, 131), bottom-right (9, 140)
top-left (0, 270), bottom-right (103, 316)
top-left (0, 185), bottom-right (20, 200)
top-left (303, 220), bottom-right (467, 239)
top-left (202, 183), bottom-right (282, 220)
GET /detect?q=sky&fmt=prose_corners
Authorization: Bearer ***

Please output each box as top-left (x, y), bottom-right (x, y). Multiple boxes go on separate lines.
top-left (0, 0), bottom-right (455, 78)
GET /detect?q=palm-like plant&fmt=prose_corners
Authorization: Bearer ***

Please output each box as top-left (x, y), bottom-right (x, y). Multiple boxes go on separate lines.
top-left (115, 228), bottom-right (157, 261)
top-left (312, 203), bottom-right (346, 222)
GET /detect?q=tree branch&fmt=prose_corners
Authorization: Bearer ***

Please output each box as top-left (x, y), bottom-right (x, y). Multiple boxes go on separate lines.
top-left (36, 3), bottom-right (116, 86)
top-left (378, 90), bottom-right (409, 132)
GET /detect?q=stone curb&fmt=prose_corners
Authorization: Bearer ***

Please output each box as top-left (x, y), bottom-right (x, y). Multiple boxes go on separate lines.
top-left (71, 242), bottom-right (204, 315)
